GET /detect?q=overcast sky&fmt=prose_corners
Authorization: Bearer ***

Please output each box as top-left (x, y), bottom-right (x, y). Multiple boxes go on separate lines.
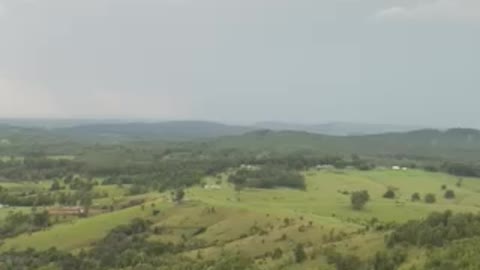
top-left (0, 0), bottom-right (479, 127)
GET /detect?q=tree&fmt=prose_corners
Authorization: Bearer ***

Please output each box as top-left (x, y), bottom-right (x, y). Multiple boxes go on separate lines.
top-left (326, 250), bottom-right (364, 270)
top-left (411, 193), bottom-right (421, 202)
top-left (444, 190), bottom-right (455, 199)
top-left (50, 180), bottom-right (61, 191)
top-left (32, 210), bottom-right (50, 228)
top-left (351, 190), bottom-right (370, 210)
top-left (80, 192), bottom-right (93, 217)
top-left (425, 193), bottom-right (436, 204)
top-left (293, 243), bottom-right (307, 263)
top-left (441, 185), bottom-right (447, 190)
top-left (172, 189), bottom-right (185, 204)
top-left (383, 189), bottom-right (395, 199)
top-left (456, 178), bottom-right (463, 187)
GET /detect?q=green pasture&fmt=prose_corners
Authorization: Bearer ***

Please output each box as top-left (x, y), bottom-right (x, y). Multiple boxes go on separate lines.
top-left (189, 169), bottom-right (480, 224)
top-left (0, 199), bottom-right (169, 251)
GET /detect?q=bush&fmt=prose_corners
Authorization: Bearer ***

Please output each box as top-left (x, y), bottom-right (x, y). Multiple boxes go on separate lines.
top-left (441, 185), bottom-right (447, 190)
top-left (326, 249), bottom-right (364, 270)
top-left (351, 190), bottom-right (370, 210)
top-left (425, 193), bottom-right (436, 204)
top-left (456, 178), bottom-right (463, 187)
top-left (293, 243), bottom-right (307, 263)
top-left (272, 248), bottom-right (283, 260)
top-left (411, 193), bottom-right (421, 202)
top-left (383, 190), bottom-right (395, 199)
top-left (444, 190), bottom-right (455, 199)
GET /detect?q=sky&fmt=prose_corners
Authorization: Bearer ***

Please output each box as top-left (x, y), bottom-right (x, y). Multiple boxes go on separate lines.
top-left (0, 0), bottom-right (479, 127)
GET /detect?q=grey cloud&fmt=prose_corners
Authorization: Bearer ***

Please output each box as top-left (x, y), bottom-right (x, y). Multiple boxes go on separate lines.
top-left (0, 0), bottom-right (479, 127)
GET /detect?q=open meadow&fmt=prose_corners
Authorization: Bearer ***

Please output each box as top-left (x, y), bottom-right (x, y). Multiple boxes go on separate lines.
top-left (1, 168), bottom-right (479, 269)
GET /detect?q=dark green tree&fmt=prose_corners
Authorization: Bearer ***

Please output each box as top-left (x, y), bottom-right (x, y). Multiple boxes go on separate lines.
top-left (425, 193), bottom-right (436, 204)
top-left (351, 190), bottom-right (370, 210)
top-left (293, 243), bottom-right (307, 263)
top-left (173, 189), bottom-right (185, 204)
top-left (411, 193), bottom-right (421, 202)
top-left (444, 190), bottom-right (455, 199)
top-left (383, 189), bottom-right (395, 199)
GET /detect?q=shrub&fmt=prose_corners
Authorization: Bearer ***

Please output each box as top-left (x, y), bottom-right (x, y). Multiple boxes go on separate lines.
top-left (351, 190), bottom-right (370, 210)
top-left (425, 193), bottom-right (436, 204)
top-left (441, 185), bottom-right (447, 190)
top-left (272, 248), bottom-right (283, 260)
top-left (326, 250), bottom-right (364, 270)
top-left (293, 244), bottom-right (307, 263)
top-left (456, 178), bottom-right (463, 187)
top-left (444, 190), bottom-right (455, 199)
top-left (383, 190), bottom-right (395, 199)
top-left (411, 193), bottom-right (421, 202)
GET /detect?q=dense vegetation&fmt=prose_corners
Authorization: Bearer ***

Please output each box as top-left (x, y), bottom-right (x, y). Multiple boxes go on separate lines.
top-left (387, 211), bottom-right (480, 247)
top-left (0, 219), bottom-right (258, 270)
top-left (228, 166), bottom-right (306, 190)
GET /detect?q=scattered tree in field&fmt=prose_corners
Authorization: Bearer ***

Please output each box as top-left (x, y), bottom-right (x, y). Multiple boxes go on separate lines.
top-left (172, 189), bottom-right (185, 204)
top-left (351, 190), bottom-right (370, 210)
top-left (444, 190), bottom-right (455, 199)
top-left (425, 193), bottom-right (436, 204)
top-left (293, 243), bottom-right (307, 263)
top-left (456, 178), bottom-right (463, 187)
top-left (383, 189), bottom-right (395, 199)
top-left (411, 193), bottom-right (421, 202)
top-left (441, 185), bottom-right (447, 190)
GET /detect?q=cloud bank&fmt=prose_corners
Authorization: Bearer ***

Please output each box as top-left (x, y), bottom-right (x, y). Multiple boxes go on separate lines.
top-left (376, 0), bottom-right (480, 22)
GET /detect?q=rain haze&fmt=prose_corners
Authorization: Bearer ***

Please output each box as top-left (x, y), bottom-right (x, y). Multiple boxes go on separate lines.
top-left (0, 0), bottom-right (479, 127)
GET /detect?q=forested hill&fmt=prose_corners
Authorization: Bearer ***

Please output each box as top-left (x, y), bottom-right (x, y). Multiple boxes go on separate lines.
top-left (208, 128), bottom-right (480, 161)
top-left (55, 121), bottom-right (254, 141)
top-left (1, 121), bottom-right (480, 161)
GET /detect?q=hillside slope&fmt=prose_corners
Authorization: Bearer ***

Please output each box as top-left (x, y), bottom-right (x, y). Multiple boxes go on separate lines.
top-left (208, 128), bottom-right (480, 161)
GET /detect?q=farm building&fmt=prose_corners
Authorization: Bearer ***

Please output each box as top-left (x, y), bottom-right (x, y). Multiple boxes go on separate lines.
top-left (204, 184), bottom-right (222, 190)
top-left (48, 207), bottom-right (84, 216)
top-left (316, 164), bottom-right (335, 170)
top-left (240, 164), bottom-right (259, 170)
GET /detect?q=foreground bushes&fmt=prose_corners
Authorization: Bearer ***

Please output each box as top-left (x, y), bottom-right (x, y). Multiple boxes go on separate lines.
top-left (387, 211), bottom-right (480, 247)
top-left (0, 219), bottom-right (258, 270)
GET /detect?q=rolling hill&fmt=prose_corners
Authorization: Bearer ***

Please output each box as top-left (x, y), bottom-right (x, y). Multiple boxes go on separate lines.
top-left (2, 121), bottom-right (480, 162)
top-left (208, 128), bottom-right (480, 161)
top-left (56, 121), bottom-right (254, 141)
top-left (254, 121), bottom-right (425, 136)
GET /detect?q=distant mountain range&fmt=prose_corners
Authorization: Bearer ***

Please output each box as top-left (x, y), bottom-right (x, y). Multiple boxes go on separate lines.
top-left (56, 121), bottom-right (252, 141)
top-left (0, 119), bottom-right (429, 138)
top-left (1, 120), bottom-right (480, 161)
top-left (253, 122), bottom-right (426, 136)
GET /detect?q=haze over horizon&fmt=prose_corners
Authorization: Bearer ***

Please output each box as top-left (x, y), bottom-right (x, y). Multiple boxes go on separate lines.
top-left (1, 0), bottom-right (479, 127)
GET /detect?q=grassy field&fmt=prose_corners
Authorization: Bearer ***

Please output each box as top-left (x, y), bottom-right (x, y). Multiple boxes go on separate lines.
top-left (1, 169), bottom-right (479, 269)
top-left (0, 199), bottom-right (168, 251)
top-left (189, 169), bottom-right (480, 224)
